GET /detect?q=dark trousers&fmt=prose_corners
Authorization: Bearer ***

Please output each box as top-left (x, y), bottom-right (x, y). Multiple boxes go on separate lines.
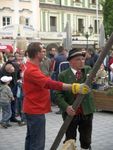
top-left (65, 113), bottom-right (93, 149)
top-left (10, 100), bottom-right (16, 120)
top-left (25, 114), bottom-right (45, 150)
top-left (16, 98), bottom-right (26, 122)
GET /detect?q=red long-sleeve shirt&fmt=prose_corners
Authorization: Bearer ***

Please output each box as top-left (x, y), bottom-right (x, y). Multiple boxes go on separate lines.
top-left (23, 61), bottom-right (63, 114)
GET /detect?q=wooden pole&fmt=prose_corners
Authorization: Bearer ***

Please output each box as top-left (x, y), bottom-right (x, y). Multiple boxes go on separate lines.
top-left (50, 32), bottom-right (113, 150)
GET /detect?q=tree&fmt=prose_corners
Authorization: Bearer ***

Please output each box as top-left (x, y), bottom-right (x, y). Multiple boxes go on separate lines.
top-left (101, 0), bottom-right (113, 38)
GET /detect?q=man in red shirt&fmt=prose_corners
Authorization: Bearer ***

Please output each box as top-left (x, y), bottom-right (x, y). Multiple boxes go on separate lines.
top-left (23, 42), bottom-right (90, 150)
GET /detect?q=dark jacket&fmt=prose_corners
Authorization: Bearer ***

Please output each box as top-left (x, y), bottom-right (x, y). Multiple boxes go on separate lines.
top-left (0, 61), bottom-right (20, 96)
top-left (54, 54), bottom-right (67, 80)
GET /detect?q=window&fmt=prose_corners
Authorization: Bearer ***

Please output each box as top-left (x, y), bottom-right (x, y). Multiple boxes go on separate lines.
top-left (25, 18), bottom-right (30, 26)
top-left (78, 18), bottom-right (83, 33)
top-left (76, 0), bottom-right (80, 3)
top-left (50, 16), bottom-right (57, 32)
top-left (74, 0), bottom-right (80, 2)
top-left (2, 16), bottom-right (11, 26)
top-left (92, 0), bottom-right (96, 4)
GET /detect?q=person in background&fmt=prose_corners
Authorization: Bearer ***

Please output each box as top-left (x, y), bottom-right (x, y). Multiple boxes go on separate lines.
top-left (2, 52), bottom-right (8, 62)
top-left (23, 50), bottom-right (29, 64)
top-left (22, 42), bottom-right (90, 150)
top-left (47, 47), bottom-right (57, 105)
top-left (103, 54), bottom-right (109, 71)
top-left (93, 63), bottom-right (108, 89)
top-left (7, 53), bottom-right (15, 62)
top-left (108, 51), bottom-right (113, 83)
top-left (0, 76), bottom-right (14, 128)
top-left (48, 47), bottom-right (57, 77)
top-left (56, 48), bottom-right (95, 150)
top-left (54, 46), bottom-right (68, 81)
top-left (14, 52), bottom-right (23, 65)
top-left (85, 48), bottom-right (99, 68)
top-left (40, 47), bottom-right (52, 76)
top-left (85, 50), bottom-right (92, 66)
top-left (53, 46), bottom-right (69, 113)
top-left (15, 72), bottom-right (26, 126)
top-left (0, 52), bottom-right (4, 69)
top-left (48, 47), bottom-right (57, 60)
top-left (0, 62), bottom-right (20, 124)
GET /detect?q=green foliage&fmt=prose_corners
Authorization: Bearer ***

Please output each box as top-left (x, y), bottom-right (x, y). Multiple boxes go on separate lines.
top-left (101, 0), bottom-right (113, 38)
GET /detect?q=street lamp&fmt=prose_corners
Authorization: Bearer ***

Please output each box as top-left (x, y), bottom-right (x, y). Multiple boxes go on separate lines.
top-left (82, 24), bottom-right (93, 50)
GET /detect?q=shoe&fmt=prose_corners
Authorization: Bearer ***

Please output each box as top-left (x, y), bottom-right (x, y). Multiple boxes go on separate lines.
top-left (55, 110), bottom-right (62, 114)
top-left (10, 118), bottom-right (21, 123)
top-left (18, 121), bottom-right (26, 126)
top-left (51, 102), bottom-right (56, 106)
top-left (6, 124), bottom-right (12, 127)
top-left (81, 148), bottom-right (91, 150)
top-left (1, 123), bottom-right (8, 129)
top-left (89, 146), bottom-right (92, 150)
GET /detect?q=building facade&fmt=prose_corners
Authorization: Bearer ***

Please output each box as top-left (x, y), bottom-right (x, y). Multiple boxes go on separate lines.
top-left (0, 0), bottom-right (103, 50)
top-left (0, 0), bottom-right (40, 50)
top-left (0, 0), bottom-right (40, 39)
top-left (40, 0), bottom-right (103, 49)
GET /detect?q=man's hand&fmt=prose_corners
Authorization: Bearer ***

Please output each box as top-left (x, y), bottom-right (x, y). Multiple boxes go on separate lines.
top-left (66, 105), bottom-right (76, 116)
top-left (72, 83), bottom-right (90, 94)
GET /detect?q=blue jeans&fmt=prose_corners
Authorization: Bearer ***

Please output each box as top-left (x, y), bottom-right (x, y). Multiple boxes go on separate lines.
top-left (25, 114), bottom-right (46, 150)
top-left (16, 98), bottom-right (23, 115)
top-left (0, 102), bottom-right (12, 124)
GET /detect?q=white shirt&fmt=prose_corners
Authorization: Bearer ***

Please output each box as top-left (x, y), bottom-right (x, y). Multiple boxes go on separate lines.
top-left (71, 67), bottom-right (77, 75)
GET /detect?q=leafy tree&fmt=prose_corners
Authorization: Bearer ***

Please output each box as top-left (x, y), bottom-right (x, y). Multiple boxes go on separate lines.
top-left (101, 0), bottom-right (113, 38)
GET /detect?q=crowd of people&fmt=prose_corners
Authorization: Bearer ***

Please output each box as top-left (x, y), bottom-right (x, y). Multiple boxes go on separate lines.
top-left (0, 43), bottom-right (113, 150)
top-left (0, 50), bottom-right (27, 128)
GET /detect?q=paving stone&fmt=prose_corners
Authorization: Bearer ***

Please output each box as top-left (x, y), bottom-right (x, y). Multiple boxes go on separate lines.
top-left (0, 106), bottom-right (113, 150)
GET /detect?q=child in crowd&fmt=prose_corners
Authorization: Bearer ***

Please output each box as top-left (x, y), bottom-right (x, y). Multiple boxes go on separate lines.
top-left (0, 76), bottom-right (14, 128)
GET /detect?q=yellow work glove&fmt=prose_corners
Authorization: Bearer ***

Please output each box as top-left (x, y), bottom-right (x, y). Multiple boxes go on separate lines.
top-left (72, 83), bottom-right (90, 94)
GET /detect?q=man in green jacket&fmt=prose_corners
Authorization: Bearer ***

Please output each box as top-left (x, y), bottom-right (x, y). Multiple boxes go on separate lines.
top-left (56, 48), bottom-right (95, 150)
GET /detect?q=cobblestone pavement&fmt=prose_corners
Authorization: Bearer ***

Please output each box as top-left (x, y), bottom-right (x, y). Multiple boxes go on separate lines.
top-left (0, 106), bottom-right (113, 150)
